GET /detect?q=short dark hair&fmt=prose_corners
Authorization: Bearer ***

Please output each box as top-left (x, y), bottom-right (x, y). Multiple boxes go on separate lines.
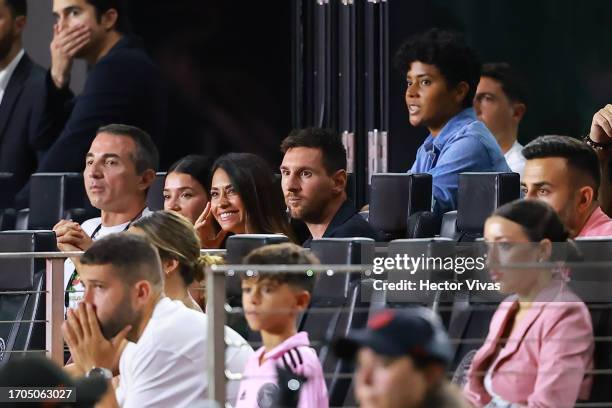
top-left (242, 243), bottom-right (319, 293)
top-left (97, 124), bottom-right (159, 174)
top-left (280, 128), bottom-right (347, 174)
top-left (522, 135), bottom-right (600, 198)
top-left (494, 199), bottom-right (570, 242)
top-left (5, 0), bottom-right (26, 17)
top-left (394, 28), bottom-right (481, 109)
top-left (481, 62), bottom-right (528, 104)
top-left (80, 233), bottom-right (164, 289)
top-left (168, 155), bottom-right (214, 196)
top-left (84, 0), bottom-right (131, 34)
top-left (492, 199), bottom-right (581, 262)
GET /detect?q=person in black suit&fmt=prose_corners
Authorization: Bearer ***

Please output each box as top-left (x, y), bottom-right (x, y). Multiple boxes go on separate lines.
top-left (16, 0), bottom-right (168, 207)
top-left (0, 0), bottom-right (47, 202)
top-left (280, 127), bottom-right (383, 247)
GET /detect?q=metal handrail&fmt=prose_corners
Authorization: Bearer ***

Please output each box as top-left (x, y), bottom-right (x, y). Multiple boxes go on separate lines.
top-left (0, 251), bottom-right (82, 258)
top-left (0, 249), bottom-right (226, 258)
top-left (3, 251), bottom-right (612, 407)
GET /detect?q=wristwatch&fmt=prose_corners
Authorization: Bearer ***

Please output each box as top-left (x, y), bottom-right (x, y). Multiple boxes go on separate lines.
top-left (86, 366), bottom-right (113, 380)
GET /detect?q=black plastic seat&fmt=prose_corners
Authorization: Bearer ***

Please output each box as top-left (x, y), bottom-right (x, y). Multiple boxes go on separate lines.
top-left (369, 173), bottom-right (432, 241)
top-left (28, 173), bottom-right (99, 230)
top-left (440, 211), bottom-right (458, 240)
top-left (442, 172), bottom-right (520, 242)
top-left (227, 234), bottom-right (291, 338)
top-left (570, 238), bottom-right (612, 404)
top-left (226, 234), bottom-right (290, 264)
top-left (301, 238), bottom-right (375, 342)
top-left (0, 173), bottom-right (16, 208)
top-left (299, 238), bottom-right (375, 405)
top-left (384, 238), bottom-right (455, 307)
top-left (447, 239), bottom-right (502, 370)
top-left (309, 237), bottom-right (375, 298)
top-left (146, 172), bottom-right (167, 211)
top-left (0, 173), bottom-right (17, 230)
top-left (0, 231), bottom-right (56, 366)
top-left (325, 279), bottom-right (385, 406)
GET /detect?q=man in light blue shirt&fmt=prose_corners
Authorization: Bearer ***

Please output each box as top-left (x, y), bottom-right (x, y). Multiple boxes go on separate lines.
top-left (396, 29), bottom-right (510, 215)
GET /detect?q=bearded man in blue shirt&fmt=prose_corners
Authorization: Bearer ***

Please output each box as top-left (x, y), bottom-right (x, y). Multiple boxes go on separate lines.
top-left (396, 29), bottom-right (510, 215)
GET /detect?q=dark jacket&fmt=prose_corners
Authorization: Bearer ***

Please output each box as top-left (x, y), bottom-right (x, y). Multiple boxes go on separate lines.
top-left (16, 36), bottom-right (168, 206)
top-left (0, 53), bottom-right (47, 201)
top-left (303, 200), bottom-right (383, 247)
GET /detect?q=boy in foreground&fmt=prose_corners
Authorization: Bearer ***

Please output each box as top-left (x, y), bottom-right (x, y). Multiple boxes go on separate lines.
top-left (236, 243), bottom-right (328, 408)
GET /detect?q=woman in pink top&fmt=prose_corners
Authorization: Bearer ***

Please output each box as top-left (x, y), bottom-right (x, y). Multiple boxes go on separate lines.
top-left (463, 199), bottom-right (594, 408)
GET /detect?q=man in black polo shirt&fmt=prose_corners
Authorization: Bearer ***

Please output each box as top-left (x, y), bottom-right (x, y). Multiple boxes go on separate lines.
top-left (280, 127), bottom-right (382, 247)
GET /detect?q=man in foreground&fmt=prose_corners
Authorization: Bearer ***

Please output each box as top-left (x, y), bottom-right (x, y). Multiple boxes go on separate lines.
top-left (335, 307), bottom-right (469, 408)
top-left (62, 233), bottom-right (209, 407)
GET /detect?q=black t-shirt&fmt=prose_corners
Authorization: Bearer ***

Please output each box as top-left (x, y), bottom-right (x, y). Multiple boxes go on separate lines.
top-left (302, 200), bottom-right (383, 247)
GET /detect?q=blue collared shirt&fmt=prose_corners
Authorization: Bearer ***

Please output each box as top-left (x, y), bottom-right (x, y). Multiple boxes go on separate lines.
top-left (410, 108), bottom-right (510, 215)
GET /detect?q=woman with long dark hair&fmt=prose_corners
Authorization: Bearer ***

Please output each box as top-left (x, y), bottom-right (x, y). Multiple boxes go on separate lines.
top-left (463, 199), bottom-right (593, 407)
top-left (196, 152), bottom-right (295, 248)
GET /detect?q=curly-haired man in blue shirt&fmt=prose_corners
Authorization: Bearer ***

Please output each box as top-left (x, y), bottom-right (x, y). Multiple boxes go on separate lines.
top-left (396, 28), bottom-right (510, 215)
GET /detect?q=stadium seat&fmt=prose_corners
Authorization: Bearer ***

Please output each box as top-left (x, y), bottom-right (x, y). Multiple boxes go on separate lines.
top-left (571, 238), bottom-right (612, 404)
top-left (448, 239), bottom-right (501, 370)
top-left (28, 173), bottom-right (99, 230)
top-left (325, 279), bottom-right (385, 406)
top-left (227, 234), bottom-right (291, 338)
top-left (309, 237), bottom-right (375, 297)
top-left (0, 231), bottom-right (56, 366)
top-left (226, 234), bottom-right (291, 264)
top-left (14, 209), bottom-right (29, 231)
top-left (146, 172), bottom-right (167, 211)
top-left (0, 174), bottom-right (17, 230)
top-left (299, 238), bottom-right (375, 405)
top-left (0, 209), bottom-right (16, 231)
top-left (407, 210), bottom-right (441, 238)
top-left (440, 211), bottom-right (459, 240)
top-left (369, 173), bottom-right (432, 241)
top-left (443, 172), bottom-right (520, 241)
top-left (226, 233), bottom-right (290, 297)
top-left (385, 238), bottom-right (456, 307)
top-left (0, 173), bottom-right (16, 208)
top-left (301, 238), bottom-right (375, 342)
top-left (447, 292), bottom-right (499, 372)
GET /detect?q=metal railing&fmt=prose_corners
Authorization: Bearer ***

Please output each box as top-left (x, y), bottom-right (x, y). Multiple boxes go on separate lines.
top-left (0, 249), bottom-right (226, 366)
top-left (0, 251), bottom-right (81, 365)
top-left (2, 251), bottom-right (612, 407)
top-left (205, 263), bottom-right (367, 405)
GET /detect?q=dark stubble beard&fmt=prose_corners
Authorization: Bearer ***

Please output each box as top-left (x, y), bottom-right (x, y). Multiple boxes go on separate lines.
top-left (288, 192), bottom-right (335, 224)
top-left (289, 203), bottom-right (325, 225)
top-left (99, 293), bottom-right (141, 341)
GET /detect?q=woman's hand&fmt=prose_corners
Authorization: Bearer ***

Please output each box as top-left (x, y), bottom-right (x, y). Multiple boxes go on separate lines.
top-left (195, 202), bottom-right (228, 248)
